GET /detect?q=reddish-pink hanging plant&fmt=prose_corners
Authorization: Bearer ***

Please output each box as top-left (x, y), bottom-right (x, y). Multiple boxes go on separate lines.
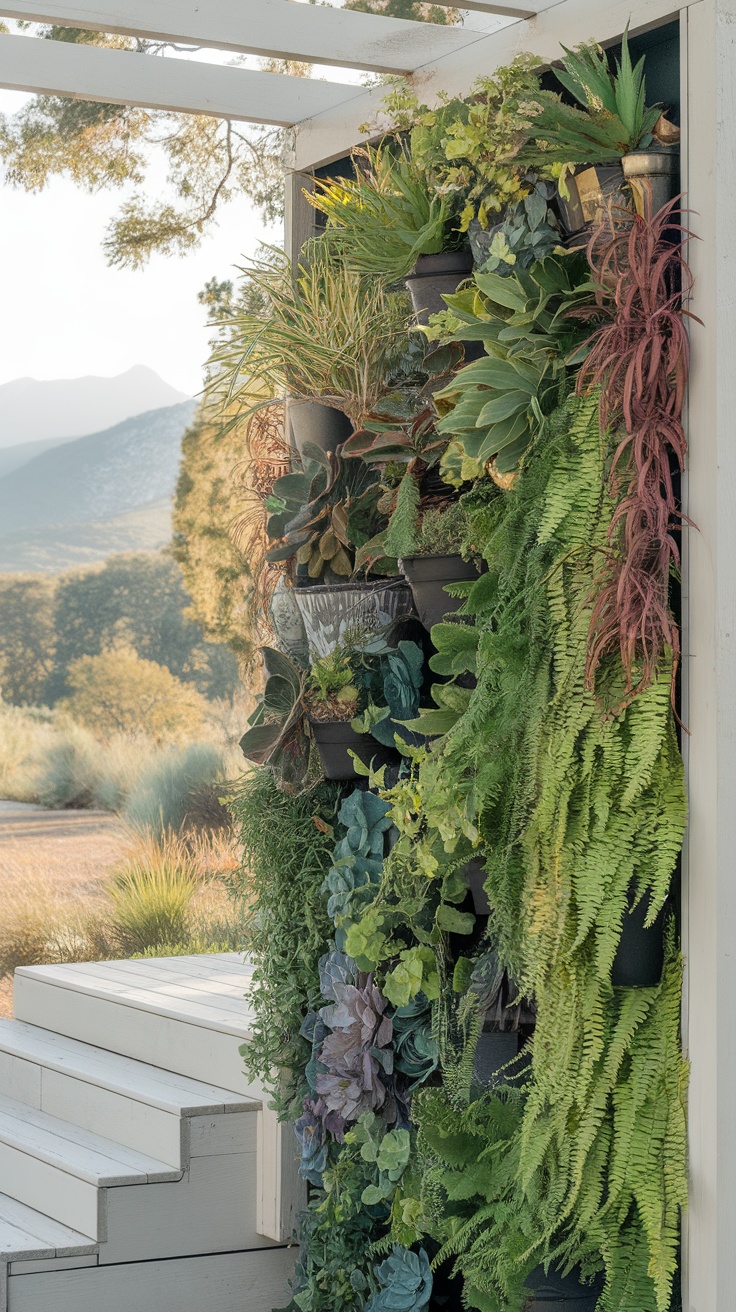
top-left (576, 197), bottom-right (694, 704)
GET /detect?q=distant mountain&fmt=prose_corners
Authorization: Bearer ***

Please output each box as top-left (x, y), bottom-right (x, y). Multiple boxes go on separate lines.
top-left (0, 436), bottom-right (73, 480)
top-left (0, 367), bottom-right (190, 448)
top-left (0, 400), bottom-right (197, 572)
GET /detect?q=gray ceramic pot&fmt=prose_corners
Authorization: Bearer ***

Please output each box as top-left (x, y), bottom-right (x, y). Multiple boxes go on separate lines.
top-left (621, 147), bottom-right (679, 219)
top-left (294, 578), bottom-right (414, 659)
top-left (399, 554), bottom-right (483, 632)
top-left (405, 251), bottom-right (474, 325)
top-left (288, 400), bottom-right (353, 459)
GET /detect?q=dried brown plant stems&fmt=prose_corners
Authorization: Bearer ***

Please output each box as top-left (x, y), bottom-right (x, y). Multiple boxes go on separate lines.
top-left (577, 197), bottom-right (693, 704)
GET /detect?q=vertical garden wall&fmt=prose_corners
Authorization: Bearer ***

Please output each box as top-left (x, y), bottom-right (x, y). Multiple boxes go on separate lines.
top-left (224, 24), bottom-right (689, 1312)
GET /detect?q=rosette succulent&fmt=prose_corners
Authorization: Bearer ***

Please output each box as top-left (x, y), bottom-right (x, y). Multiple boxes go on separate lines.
top-left (316, 976), bottom-right (395, 1133)
top-left (393, 996), bottom-right (439, 1091)
top-left (295, 1096), bottom-right (330, 1186)
top-left (323, 790), bottom-right (393, 945)
top-left (365, 1246), bottom-right (433, 1312)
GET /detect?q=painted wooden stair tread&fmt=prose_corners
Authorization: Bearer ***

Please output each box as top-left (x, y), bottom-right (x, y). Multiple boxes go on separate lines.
top-left (0, 1195), bottom-right (97, 1262)
top-left (0, 1019), bottom-right (259, 1117)
top-left (14, 957), bottom-right (257, 1037)
top-left (0, 1094), bottom-right (182, 1187)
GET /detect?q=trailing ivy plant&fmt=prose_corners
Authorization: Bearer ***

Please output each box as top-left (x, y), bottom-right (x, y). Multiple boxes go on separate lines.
top-left (228, 768), bottom-right (340, 1120)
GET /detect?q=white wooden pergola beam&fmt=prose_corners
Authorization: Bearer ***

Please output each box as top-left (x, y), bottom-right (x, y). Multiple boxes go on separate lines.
top-left (291, 0), bottom-right (682, 167)
top-left (0, 30), bottom-right (366, 124)
top-left (0, 0), bottom-right (505, 76)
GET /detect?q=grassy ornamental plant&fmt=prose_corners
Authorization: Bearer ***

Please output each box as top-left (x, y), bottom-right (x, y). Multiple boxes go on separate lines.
top-left (208, 242), bottom-right (411, 429)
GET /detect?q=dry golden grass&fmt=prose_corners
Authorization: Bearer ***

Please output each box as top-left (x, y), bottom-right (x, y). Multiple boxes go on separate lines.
top-left (0, 804), bottom-right (245, 1018)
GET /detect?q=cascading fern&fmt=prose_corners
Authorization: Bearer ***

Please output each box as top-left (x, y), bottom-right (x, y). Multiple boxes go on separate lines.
top-left (403, 391), bottom-right (687, 1310)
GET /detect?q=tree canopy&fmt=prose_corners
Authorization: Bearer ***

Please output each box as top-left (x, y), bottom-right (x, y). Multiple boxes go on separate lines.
top-left (0, 8), bottom-right (457, 267)
top-left (59, 645), bottom-right (208, 741)
top-left (0, 552), bottom-right (239, 708)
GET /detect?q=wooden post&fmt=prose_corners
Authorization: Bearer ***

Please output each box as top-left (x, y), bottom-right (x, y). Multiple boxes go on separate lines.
top-left (681, 2), bottom-right (736, 1307)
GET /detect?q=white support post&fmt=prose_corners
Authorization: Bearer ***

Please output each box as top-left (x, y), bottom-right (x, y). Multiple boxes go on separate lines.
top-left (681, 2), bottom-right (736, 1308)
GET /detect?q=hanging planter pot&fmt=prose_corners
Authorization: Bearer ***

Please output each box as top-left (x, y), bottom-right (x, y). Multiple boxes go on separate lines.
top-left (399, 554), bottom-right (484, 633)
top-left (554, 164), bottom-right (631, 242)
top-left (405, 251), bottom-right (474, 326)
top-left (524, 1267), bottom-right (605, 1310)
top-left (288, 399), bottom-right (353, 459)
top-left (621, 147), bottom-right (679, 219)
top-left (611, 887), bottom-right (666, 988)
top-left (462, 857), bottom-right (491, 915)
top-left (294, 578), bottom-right (414, 660)
top-left (309, 719), bottom-right (399, 782)
top-left (473, 1031), bottom-right (519, 1089)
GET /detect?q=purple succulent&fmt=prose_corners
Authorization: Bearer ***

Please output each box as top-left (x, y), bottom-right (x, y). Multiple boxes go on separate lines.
top-left (295, 1097), bottom-right (329, 1186)
top-left (315, 977), bottom-right (395, 1133)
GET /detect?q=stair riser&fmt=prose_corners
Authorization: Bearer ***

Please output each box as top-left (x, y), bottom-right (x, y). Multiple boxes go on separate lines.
top-left (40, 1072), bottom-right (184, 1168)
top-left (0, 1142), bottom-right (100, 1240)
top-left (7, 1247), bottom-right (296, 1312)
top-left (13, 978), bottom-right (248, 1094)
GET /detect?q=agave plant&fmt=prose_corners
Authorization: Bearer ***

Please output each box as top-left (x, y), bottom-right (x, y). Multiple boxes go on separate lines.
top-left (265, 444), bottom-right (383, 580)
top-left (521, 29), bottom-right (663, 169)
top-left (432, 253), bottom-right (595, 480)
top-left (365, 1247), bottom-right (433, 1312)
top-left (238, 646), bottom-right (310, 791)
top-left (342, 343), bottom-right (463, 566)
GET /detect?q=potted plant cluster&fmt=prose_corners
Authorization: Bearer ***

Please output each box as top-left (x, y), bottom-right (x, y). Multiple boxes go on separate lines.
top-left (222, 31), bottom-right (686, 1312)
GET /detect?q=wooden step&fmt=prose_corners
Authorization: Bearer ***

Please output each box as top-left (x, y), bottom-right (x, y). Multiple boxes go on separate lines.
top-left (7, 1246), bottom-right (296, 1312)
top-left (12, 956), bottom-right (304, 1244)
top-left (0, 1094), bottom-right (181, 1240)
top-left (0, 1193), bottom-right (98, 1312)
top-left (13, 956), bottom-right (256, 1092)
top-left (0, 1019), bottom-right (259, 1167)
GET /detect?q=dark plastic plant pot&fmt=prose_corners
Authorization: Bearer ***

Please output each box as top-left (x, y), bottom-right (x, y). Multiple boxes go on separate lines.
top-left (611, 888), bottom-right (666, 988)
top-left (309, 720), bottom-right (399, 782)
top-left (524, 1267), bottom-right (604, 1309)
top-left (294, 578), bottom-right (414, 659)
top-left (554, 164), bottom-right (630, 242)
top-left (463, 857), bottom-right (491, 915)
top-left (621, 147), bottom-right (679, 219)
top-left (405, 250), bottom-right (474, 325)
top-left (288, 399), bottom-right (353, 458)
top-left (474, 1031), bottom-right (519, 1089)
top-left (399, 554), bottom-right (483, 632)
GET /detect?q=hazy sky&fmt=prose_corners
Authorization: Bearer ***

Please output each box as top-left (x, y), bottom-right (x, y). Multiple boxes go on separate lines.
top-left (0, 11), bottom-right (504, 398)
top-left (0, 87), bottom-right (283, 398)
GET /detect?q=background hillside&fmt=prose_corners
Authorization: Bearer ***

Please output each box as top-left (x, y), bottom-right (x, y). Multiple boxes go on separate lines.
top-left (0, 400), bottom-right (197, 572)
top-left (0, 366), bottom-right (189, 447)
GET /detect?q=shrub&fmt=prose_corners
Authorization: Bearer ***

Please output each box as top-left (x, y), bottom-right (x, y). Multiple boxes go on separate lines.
top-left (59, 646), bottom-right (208, 743)
top-left (123, 741), bottom-right (234, 837)
top-left (0, 702), bottom-right (55, 803)
top-left (35, 724), bottom-right (144, 810)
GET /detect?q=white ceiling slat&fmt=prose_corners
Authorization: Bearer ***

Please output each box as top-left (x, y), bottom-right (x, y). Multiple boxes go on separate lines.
top-left (0, 31), bottom-right (365, 124)
top-left (292, 0), bottom-right (682, 168)
top-left (0, 0), bottom-right (495, 76)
